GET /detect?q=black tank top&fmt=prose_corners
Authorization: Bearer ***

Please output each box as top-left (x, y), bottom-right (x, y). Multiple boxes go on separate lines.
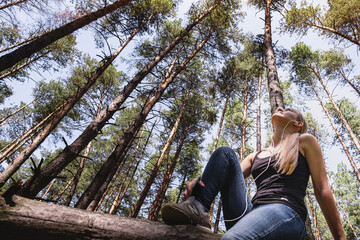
top-left (251, 151), bottom-right (310, 222)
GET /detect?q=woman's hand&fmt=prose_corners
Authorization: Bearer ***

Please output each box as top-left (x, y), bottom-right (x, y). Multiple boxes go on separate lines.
top-left (184, 177), bottom-right (205, 200)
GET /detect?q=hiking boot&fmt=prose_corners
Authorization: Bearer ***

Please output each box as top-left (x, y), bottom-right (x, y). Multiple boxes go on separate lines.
top-left (162, 196), bottom-right (211, 232)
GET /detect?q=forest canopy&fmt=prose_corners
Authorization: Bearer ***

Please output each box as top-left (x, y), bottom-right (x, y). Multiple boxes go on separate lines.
top-left (0, 0), bottom-right (359, 238)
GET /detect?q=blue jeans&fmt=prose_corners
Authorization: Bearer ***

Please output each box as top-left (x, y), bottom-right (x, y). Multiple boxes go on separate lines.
top-left (192, 147), bottom-right (306, 240)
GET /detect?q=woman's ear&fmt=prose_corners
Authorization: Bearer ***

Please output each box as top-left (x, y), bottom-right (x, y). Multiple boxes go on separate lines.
top-left (294, 121), bottom-right (303, 128)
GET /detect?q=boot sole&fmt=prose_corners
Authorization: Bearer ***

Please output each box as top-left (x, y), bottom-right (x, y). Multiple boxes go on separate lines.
top-left (162, 204), bottom-right (192, 225)
top-left (162, 204), bottom-right (212, 232)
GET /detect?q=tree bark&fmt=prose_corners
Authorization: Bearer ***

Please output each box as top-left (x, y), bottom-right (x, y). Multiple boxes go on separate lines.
top-left (212, 92), bottom-right (230, 152)
top-left (108, 125), bottom-right (146, 214)
top-left (256, 69), bottom-right (263, 152)
top-left (76, 32), bottom-right (212, 211)
top-left (176, 168), bottom-right (188, 204)
top-left (148, 124), bottom-right (189, 221)
top-left (213, 198), bottom-right (222, 233)
top-left (264, 0), bottom-right (284, 114)
top-left (0, 0), bottom-right (26, 11)
top-left (110, 120), bottom-right (156, 214)
top-left (209, 88), bottom-right (231, 221)
top-left (132, 88), bottom-right (190, 218)
top-left (310, 79), bottom-right (360, 182)
top-left (63, 142), bottom-right (91, 206)
top-left (0, 52), bottom-right (45, 80)
top-left (299, 21), bottom-right (360, 47)
top-left (0, 103), bottom-right (60, 164)
top-left (0, 94), bottom-right (42, 126)
top-left (16, 4), bottom-right (219, 198)
top-left (0, 195), bottom-right (221, 240)
top-left (84, 49), bottom-right (179, 212)
top-left (310, 65), bottom-right (360, 155)
top-left (335, 66), bottom-right (360, 97)
top-left (0, 13), bottom-right (152, 187)
top-left (239, 77), bottom-right (249, 161)
top-left (0, 0), bottom-right (132, 72)
top-left (307, 190), bottom-right (321, 240)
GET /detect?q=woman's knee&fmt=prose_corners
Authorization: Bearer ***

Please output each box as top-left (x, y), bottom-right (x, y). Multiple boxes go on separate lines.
top-left (212, 147), bottom-right (238, 164)
top-left (212, 147), bottom-right (236, 158)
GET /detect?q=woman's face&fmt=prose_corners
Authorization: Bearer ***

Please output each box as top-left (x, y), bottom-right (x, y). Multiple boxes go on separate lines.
top-left (271, 107), bottom-right (303, 130)
top-left (272, 107), bottom-right (299, 122)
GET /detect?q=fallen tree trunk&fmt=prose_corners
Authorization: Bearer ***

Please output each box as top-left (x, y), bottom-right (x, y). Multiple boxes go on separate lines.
top-left (0, 195), bottom-right (221, 240)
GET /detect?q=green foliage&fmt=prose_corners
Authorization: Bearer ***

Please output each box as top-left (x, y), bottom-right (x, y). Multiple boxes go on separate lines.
top-left (287, 42), bottom-right (321, 97)
top-left (325, 98), bottom-right (360, 154)
top-left (93, 0), bottom-right (178, 48)
top-left (283, 0), bottom-right (360, 45)
top-left (304, 112), bottom-right (325, 140)
top-left (331, 163), bottom-right (360, 239)
top-left (282, 2), bottom-right (322, 35)
top-left (0, 22), bottom-right (21, 48)
top-left (248, 0), bottom-right (287, 11)
top-left (319, 49), bottom-right (352, 77)
top-left (0, 81), bottom-right (13, 104)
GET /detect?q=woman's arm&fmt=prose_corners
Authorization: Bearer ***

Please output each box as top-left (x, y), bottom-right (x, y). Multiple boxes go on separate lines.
top-left (300, 134), bottom-right (345, 240)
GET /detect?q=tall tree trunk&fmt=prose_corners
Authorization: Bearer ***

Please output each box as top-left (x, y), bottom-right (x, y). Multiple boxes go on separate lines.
top-left (0, 53), bottom-right (45, 80)
top-left (310, 79), bottom-right (360, 182)
top-left (0, 102), bottom-right (61, 163)
top-left (309, 65), bottom-right (360, 155)
top-left (64, 92), bottom-right (107, 207)
top-left (256, 69), bottom-right (263, 152)
top-left (63, 142), bottom-right (92, 206)
top-left (108, 124), bottom-right (146, 214)
top-left (0, 14), bottom-right (152, 186)
top-left (239, 77), bottom-right (249, 161)
top-left (327, 178), bottom-right (358, 239)
top-left (0, 0), bottom-right (26, 10)
top-left (54, 176), bottom-right (75, 203)
top-left (147, 119), bottom-right (190, 220)
top-left (132, 88), bottom-right (191, 218)
top-left (264, 0), bottom-right (284, 114)
top-left (335, 66), bottom-right (360, 97)
top-left (96, 167), bottom-right (122, 212)
top-left (0, 94), bottom-right (42, 126)
top-left (213, 125), bottom-right (237, 233)
top-left (307, 190), bottom-right (321, 240)
top-left (0, 126), bottom-right (43, 164)
top-left (17, 4), bottom-right (219, 198)
top-left (0, 0), bottom-right (132, 72)
top-left (110, 120), bottom-right (156, 215)
top-left (299, 21), bottom-right (360, 47)
top-left (213, 198), bottom-right (222, 233)
top-left (212, 92), bottom-right (230, 152)
top-left (176, 168), bottom-right (188, 204)
top-left (336, 196), bottom-right (359, 239)
top-left (39, 179), bottom-right (56, 202)
top-left (209, 89), bottom-right (231, 222)
top-left (96, 158), bottom-right (130, 212)
top-left (76, 32), bottom-right (213, 211)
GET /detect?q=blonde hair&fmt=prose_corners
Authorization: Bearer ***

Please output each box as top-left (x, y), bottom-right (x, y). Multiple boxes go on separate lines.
top-left (272, 108), bottom-right (308, 175)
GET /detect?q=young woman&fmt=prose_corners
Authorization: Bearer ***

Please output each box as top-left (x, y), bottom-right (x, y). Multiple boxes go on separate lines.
top-left (162, 107), bottom-right (345, 240)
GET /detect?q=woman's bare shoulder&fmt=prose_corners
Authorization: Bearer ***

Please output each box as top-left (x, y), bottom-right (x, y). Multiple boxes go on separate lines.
top-left (299, 133), bottom-right (318, 144)
top-left (299, 133), bottom-right (321, 158)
